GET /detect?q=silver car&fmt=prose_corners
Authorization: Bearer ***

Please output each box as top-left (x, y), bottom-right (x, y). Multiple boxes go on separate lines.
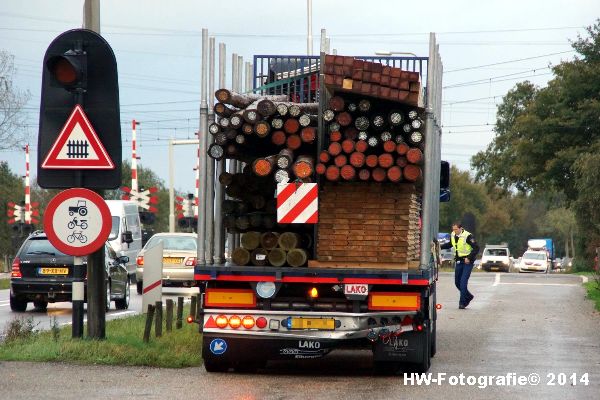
top-left (135, 233), bottom-right (197, 294)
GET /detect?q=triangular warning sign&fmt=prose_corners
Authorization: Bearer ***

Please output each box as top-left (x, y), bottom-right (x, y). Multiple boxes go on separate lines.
top-left (204, 316), bottom-right (218, 329)
top-left (42, 104), bottom-right (115, 170)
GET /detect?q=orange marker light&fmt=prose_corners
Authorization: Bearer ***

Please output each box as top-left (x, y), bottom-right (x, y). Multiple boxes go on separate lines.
top-left (186, 316), bottom-right (194, 324)
top-left (436, 303), bottom-right (442, 310)
top-left (242, 316), bottom-right (255, 329)
top-left (309, 287), bottom-right (319, 298)
top-left (228, 315), bottom-right (242, 329)
top-left (215, 315), bottom-right (229, 329)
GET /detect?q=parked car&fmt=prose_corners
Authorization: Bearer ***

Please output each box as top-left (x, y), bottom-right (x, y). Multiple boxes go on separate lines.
top-left (519, 250), bottom-right (550, 273)
top-left (9, 231), bottom-right (130, 312)
top-left (135, 232), bottom-right (198, 294)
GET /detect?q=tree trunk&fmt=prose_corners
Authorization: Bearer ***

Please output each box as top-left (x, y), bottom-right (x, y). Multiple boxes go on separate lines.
top-left (214, 89), bottom-right (287, 108)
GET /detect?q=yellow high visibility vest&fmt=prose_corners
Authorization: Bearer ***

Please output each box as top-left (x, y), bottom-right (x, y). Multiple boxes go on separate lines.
top-left (451, 229), bottom-right (473, 257)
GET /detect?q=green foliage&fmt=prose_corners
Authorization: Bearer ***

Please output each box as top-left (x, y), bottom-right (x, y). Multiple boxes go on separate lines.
top-left (0, 162), bottom-right (25, 257)
top-left (0, 307), bottom-right (202, 368)
top-left (2, 316), bottom-right (38, 344)
top-left (471, 20), bottom-right (600, 261)
top-left (0, 279), bottom-right (9, 290)
top-left (583, 282), bottom-right (600, 311)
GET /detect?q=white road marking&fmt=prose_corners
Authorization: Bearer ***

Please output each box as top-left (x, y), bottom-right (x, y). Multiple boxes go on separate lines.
top-left (493, 273), bottom-right (501, 286)
top-left (497, 282), bottom-right (579, 287)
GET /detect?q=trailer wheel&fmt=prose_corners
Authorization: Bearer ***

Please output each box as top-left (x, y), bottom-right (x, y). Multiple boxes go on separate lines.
top-left (413, 326), bottom-right (431, 373)
top-left (203, 356), bottom-right (231, 373)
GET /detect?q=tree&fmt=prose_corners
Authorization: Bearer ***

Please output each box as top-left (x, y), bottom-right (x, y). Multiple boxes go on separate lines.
top-left (0, 50), bottom-right (30, 150)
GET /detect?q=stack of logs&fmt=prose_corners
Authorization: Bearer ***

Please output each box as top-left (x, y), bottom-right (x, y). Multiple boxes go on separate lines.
top-left (210, 89), bottom-right (318, 267)
top-left (317, 94), bottom-right (425, 184)
top-left (323, 56), bottom-right (421, 106)
top-left (232, 231), bottom-right (311, 267)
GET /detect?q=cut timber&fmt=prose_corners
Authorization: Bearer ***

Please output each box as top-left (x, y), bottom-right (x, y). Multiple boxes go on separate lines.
top-left (287, 248), bottom-right (308, 267)
top-left (231, 247), bottom-right (250, 266)
top-left (250, 248), bottom-right (269, 266)
top-left (260, 232), bottom-right (280, 250)
top-left (214, 89), bottom-right (287, 108)
top-left (278, 232), bottom-right (302, 251)
top-left (268, 248), bottom-right (287, 267)
top-left (241, 231), bottom-right (261, 250)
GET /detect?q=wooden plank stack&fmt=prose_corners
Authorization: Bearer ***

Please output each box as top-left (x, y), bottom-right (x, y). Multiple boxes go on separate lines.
top-left (316, 183), bottom-right (421, 269)
top-left (323, 56), bottom-right (422, 107)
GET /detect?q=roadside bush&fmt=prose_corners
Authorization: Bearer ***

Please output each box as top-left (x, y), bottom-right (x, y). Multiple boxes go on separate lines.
top-left (571, 258), bottom-right (592, 273)
top-left (2, 317), bottom-right (38, 344)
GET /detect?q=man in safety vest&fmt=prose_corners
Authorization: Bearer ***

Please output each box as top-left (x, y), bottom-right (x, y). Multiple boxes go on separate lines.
top-left (440, 222), bottom-right (480, 309)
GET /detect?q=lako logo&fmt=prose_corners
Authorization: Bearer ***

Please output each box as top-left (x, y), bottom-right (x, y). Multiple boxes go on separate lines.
top-left (299, 340), bottom-right (321, 349)
top-left (344, 284), bottom-right (368, 295)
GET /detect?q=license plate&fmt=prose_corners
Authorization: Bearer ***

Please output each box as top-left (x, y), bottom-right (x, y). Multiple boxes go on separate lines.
top-left (39, 267), bottom-right (69, 275)
top-left (163, 257), bottom-right (184, 264)
top-left (290, 318), bottom-right (335, 330)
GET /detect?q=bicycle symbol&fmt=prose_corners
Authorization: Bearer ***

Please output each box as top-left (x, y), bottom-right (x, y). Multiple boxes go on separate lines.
top-left (67, 231), bottom-right (87, 244)
top-left (67, 217), bottom-right (88, 230)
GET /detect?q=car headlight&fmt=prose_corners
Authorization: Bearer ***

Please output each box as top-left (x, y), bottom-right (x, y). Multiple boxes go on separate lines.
top-left (502, 260), bottom-right (508, 264)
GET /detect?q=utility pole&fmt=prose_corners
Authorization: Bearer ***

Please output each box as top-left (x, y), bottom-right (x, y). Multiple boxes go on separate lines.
top-left (83, 0), bottom-right (106, 339)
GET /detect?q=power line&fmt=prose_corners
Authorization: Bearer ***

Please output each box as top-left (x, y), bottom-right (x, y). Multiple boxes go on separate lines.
top-left (444, 67), bottom-right (552, 89)
top-left (444, 51), bottom-right (574, 73)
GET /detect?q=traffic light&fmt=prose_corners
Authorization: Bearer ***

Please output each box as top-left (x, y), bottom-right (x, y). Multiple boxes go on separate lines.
top-left (37, 29), bottom-right (121, 189)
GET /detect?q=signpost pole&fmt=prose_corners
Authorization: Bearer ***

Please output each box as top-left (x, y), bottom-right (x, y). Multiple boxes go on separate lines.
top-left (72, 256), bottom-right (85, 338)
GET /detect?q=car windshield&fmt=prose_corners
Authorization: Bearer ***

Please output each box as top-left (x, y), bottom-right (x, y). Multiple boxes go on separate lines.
top-left (145, 236), bottom-right (197, 251)
top-left (23, 238), bottom-right (67, 256)
top-left (484, 248), bottom-right (508, 256)
top-left (109, 216), bottom-right (120, 239)
top-left (523, 252), bottom-right (546, 260)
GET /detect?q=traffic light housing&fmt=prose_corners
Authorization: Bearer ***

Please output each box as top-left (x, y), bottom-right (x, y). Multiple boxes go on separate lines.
top-left (38, 29), bottom-right (121, 189)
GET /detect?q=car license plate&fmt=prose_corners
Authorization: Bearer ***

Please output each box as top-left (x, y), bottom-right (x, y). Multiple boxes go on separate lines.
top-left (39, 267), bottom-right (68, 275)
top-left (163, 257), bottom-right (184, 264)
top-left (290, 318), bottom-right (335, 330)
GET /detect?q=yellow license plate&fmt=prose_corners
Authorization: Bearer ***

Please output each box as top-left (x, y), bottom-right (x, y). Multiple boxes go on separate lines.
top-left (40, 267), bottom-right (69, 275)
top-left (163, 257), bottom-right (184, 264)
top-left (291, 318), bottom-right (335, 330)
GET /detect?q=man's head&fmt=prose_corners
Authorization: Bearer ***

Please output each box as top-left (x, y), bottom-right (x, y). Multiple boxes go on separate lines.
top-left (451, 223), bottom-right (462, 236)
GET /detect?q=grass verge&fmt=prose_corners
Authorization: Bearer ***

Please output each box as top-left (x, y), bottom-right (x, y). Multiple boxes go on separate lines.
top-left (583, 281), bottom-right (600, 312)
top-left (0, 279), bottom-right (9, 290)
top-left (0, 306), bottom-right (203, 368)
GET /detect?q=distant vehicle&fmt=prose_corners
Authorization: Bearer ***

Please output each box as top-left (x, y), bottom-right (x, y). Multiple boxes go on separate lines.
top-left (481, 244), bottom-right (512, 272)
top-left (9, 231), bottom-right (130, 312)
top-left (438, 232), bottom-right (455, 268)
top-left (135, 232), bottom-right (198, 294)
top-left (527, 239), bottom-right (554, 264)
top-left (106, 200), bottom-right (142, 281)
top-left (519, 250), bottom-right (550, 273)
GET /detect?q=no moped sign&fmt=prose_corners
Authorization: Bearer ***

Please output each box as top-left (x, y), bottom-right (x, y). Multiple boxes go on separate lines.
top-left (43, 188), bottom-right (111, 256)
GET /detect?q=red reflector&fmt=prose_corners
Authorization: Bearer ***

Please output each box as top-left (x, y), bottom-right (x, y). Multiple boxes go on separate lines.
top-left (204, 316), bottom-right (218, 329)
top-left (186, 316), bottom-right (194, 324)
top-left (136, 256), bottom-right (144, 266)
top-left (256, 317), bottom-right (268, 329)
top-left (416, 324), bottom-right (424, 332)
top-left (436, 303), bottom-right (442, 310)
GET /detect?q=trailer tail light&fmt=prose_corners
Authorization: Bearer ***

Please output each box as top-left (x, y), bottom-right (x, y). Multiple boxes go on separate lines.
top-left (368, 292), bottom-right (421, 311)
top-left (242, 316), bottom-right (255, 329)
top-left (228, 315), bottom-right (242, 329)
top-left (215, 315), bottom-right (229, 329)
top-left (256, 317), bottom-right (268, 329)
top-left (436, 304), bottom-right (442, 310)
top-left (186, 315), bottom-right (194, 324)
top-left (11, 257), bottom-right (22, 278)
top-left (309, 287), bottom-right (319, 298)
top-left (136, 256), bottom-right (144, 266)
top-left (185, 257), bottom-right (197, 266)
top-left (415, 324), bottom-right (424, 332)
top-left (205, 288), bottom-right (256, 308)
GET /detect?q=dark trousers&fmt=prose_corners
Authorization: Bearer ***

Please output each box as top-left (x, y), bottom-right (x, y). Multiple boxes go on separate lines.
top-left (455, 261), bottom-right (474, 306)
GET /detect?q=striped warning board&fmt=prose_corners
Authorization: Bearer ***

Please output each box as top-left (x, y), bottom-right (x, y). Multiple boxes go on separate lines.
top-left (277, 183), bottom-right (318, 224)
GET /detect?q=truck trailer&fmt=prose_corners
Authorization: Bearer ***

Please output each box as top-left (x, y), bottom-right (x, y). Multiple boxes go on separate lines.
top-left (194, 35), bottom-right (444, 373)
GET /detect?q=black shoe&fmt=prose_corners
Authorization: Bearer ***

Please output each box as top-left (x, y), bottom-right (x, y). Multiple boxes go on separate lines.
top-left (459, 304), bottom-right (466, 309)
top-left (466, 295), bottom-right (474, 306)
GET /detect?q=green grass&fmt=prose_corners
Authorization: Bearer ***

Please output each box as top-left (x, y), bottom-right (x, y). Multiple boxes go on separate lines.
top-left (0, 307), bottom-right (203, 368)
top-left (0, 279), bottom-right (9, 290)
top-left (583, 279), bottom-right (600, 312)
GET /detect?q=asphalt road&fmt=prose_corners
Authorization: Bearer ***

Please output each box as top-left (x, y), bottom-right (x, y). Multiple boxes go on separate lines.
top-left (1, 272), bottom-right (599, 400)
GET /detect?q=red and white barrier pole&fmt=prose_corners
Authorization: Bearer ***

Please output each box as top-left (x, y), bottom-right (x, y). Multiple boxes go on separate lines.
top-left (24, 144), bottom-right (31, 224)
top-left (132, 120), bottom-right (139, 194)
top-left (195, 145), bottom-right (200, 219)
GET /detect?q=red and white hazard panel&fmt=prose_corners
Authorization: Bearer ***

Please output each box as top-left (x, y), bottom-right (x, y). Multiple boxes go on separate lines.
top-left (277, 183), bottom-right (318, 224)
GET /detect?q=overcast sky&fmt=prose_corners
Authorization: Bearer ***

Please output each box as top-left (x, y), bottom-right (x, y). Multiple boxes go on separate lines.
top-left (1, 0), bottom-right (599, 195)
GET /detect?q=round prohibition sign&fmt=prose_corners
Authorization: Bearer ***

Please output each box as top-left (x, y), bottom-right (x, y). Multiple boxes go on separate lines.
top-left (43, 188), bottom-right (111, 256)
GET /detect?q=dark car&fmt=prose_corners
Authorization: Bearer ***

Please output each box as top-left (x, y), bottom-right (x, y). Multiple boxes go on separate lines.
top-left (9, 231), bottom-right (130, 312)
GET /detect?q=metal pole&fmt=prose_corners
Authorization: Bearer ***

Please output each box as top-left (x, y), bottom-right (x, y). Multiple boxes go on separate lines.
top-left (235, 55), bottom-right (244, 249)
top-left (72, 256), bottom-right (85, 338)
top-left (227, 53), bottom-right (239, 261)
top-left (197, 28), bottom-right (209, 266)
top-left (169, 139), bottom-right (175, 232)
top-left (319, 29), bottom-right (326, 53)
top-left (307, 0), bottom-right (313, 55)
top-left (204, 37), bottom-right (216, 265)
top-left (83, 0), bottom-right (100, 34)
top-left (231, 53), bottom-right (238, 92)
top-left (214, 43), bottom-right (226, 264)
top-left (419, 33), bottom-right (437, 269)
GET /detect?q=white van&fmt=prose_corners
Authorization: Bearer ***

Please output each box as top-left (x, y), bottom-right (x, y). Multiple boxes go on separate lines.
top-left (105, 200), bottom-right (142, 281)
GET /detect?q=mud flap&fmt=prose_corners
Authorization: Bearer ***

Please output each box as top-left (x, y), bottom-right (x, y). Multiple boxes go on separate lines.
top-left (372, 331), bottom-right (427, 363)
top-left (202, 334), bottom-right (337, 365)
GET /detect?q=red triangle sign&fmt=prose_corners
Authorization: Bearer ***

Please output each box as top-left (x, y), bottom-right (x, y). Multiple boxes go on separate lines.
top-left (204, 316), bottom-right (218, 329)
top-left (42, 104), bottom-right (115, 170)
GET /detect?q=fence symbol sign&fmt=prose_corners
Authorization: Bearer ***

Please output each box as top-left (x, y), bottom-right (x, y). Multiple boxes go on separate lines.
top-left (42, 104), bottom-right (115, 170)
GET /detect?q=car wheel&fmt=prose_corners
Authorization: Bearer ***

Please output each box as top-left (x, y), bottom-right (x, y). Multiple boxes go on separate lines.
top-left (115, 280), bottom-right (130, 310)
top-left (10, 294), bottom-right (27, 312)
top-left (106, 281), bottom-right (111, 311)
top-left (33, 300), bottom-right (48, 311)
top-left (136, 280), bottom-right (143, 295)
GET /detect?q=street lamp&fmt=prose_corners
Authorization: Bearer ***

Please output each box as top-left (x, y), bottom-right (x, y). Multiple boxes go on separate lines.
top-left (375, 51), bottom-right (418, 57)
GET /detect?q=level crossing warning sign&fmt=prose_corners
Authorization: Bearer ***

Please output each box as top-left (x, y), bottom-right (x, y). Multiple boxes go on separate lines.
top-left (41, 104), bottom-right (115, 170)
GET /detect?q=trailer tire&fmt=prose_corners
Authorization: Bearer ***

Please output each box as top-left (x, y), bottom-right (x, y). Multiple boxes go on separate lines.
top-left (372, 361), bottom-right (402, 376)
top-left (413, 325), bottom-right (431, 373)
top-left (430, 319), bottom-right (437, 358)
top-left (204, 357), bottom-right (231, 373)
